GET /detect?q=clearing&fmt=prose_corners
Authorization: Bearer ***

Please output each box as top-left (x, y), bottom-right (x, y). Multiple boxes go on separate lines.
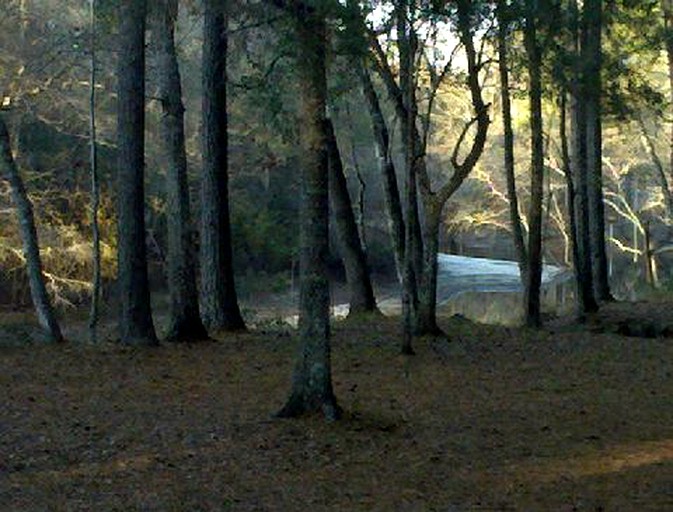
top-left (1, 301), bottom-right (672, 511)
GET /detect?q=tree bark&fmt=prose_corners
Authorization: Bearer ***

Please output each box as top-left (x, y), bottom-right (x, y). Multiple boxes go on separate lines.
top-left (414, 0), bottom-right (490, 336)
top-left (88, 0), bottom-right (101, 344)
top-left (0, 116), bottom-right (63, 343)
top-left (584, 0), bottom-right (612, 301)
top-left (116, 0), bottom-right (158, 345)
top-left (662, 0), bottom-right (673, 194)
top-left (497, 0), bottom-right (528, 280)
top-left (524, 0), bottom-right (545, 328)
top-left (415, 206), bottom-right (441, 336)
top-left (152, 0), bottom-right (208, 341)
top-left (559, 92), bottom-right (582, 306)
top-left (359, 64), bottom-right (406, 284)
top-left (276, 11), bottom-right (340, 420)
top-left (325, 118), bottom-right (377, 315)
top-left (362, 0), bottom-right (488, 337)
top-left (397, 0), bottom-right (420, 351)
top-left (570, 0), bottom-right (599, 316)
top-left (200, 0), bottom-right (245, 332)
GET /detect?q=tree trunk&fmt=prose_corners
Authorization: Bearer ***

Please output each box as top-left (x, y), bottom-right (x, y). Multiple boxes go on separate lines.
top-left (559, 92), bottom-right (582, 307)
top-left (0, 116), bottom-right (63, 343)
top-left (398, 0), bottom-right (420, 351)
top-left (152, 0), bottom-right (208, 341)
top-left (415, 206), bottom-right (441, 336)
top-left (643, 221), bottom-right (657, 287)
top-left (524, 1), bottom-right (545, 328)
top-left (497, 0), bottom-right (528, 280)
top-left (117, 0), bottom-right (158, 345)
top-left (584, 0), bottom-right (612, 301)
top-left (570, 0), bottom-right (598, 316)
top-left (637, 116), bottom-right (673, 217)
top-left (414, 0), bottom-right (489, 336)
top-left (325, 118), bottom-right (377, 315)
top-left (276, 12), bottom-right (340, 421)
top-left (359, 64), bottom-right (406, 284)
top-left (663, 0), bottom-right (673, 193)
top-left (88, 0), bottom-right (101, 344)
top-left (200, 0), bottom-right (245, 332)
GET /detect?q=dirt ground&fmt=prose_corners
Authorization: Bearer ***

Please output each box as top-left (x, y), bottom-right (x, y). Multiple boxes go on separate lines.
top-left (1, 300), bottom-right (672, 511)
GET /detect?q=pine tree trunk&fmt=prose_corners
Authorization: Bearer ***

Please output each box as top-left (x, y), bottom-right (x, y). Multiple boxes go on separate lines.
top-left (152, 0), bottom-right (208, 341)
top-left (570, 0), bottom-right (598, 316)
top-left (200, 0), bottom-right (245, 332)
top-left (116, 0), bottom-right (158, 345)
top-left (398, 0), bottom-right (421, 351)
top-left (524, 1), bottom-right (545, 328)
top-left (559, 92), bottom-right (582, 306)
top-left (497, 0), bottom-right (527, 280)
top-left (585, 0), bottom-right (612, 301)
top-left (325, 118), bottom-right (377, 315)
top-left (359, 65), bottom-right (406, 283)
top-left (88, 0), bottom-right (101, 344)
top-left (276, 12), bottom-right (340, 421)
top-left (0, 116), bottom-right (63, 343)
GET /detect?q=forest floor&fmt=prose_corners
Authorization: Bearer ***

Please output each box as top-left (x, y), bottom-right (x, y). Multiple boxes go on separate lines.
top-left (1, 298), bottom-right (672, 511)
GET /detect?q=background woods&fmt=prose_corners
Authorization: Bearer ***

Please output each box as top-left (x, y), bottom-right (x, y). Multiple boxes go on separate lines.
top-left (1, 0), bottom-right (673, 406)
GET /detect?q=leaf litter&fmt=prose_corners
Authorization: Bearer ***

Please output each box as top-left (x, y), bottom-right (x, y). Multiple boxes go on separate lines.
top-left (0, 301), bottom-right (672, 511)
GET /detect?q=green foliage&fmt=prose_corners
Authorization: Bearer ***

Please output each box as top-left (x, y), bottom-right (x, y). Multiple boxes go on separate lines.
top-left (230, 162), bottom-right (300, 273)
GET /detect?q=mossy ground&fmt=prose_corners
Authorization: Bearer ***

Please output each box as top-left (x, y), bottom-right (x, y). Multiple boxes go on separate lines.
top-left (1, 301), bottom-right (672, 511)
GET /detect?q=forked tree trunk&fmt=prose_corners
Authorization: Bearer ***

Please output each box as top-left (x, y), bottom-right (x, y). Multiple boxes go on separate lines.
top-left (414, 0), bottom-right (489, 337)
top-left (325, 118), bottom-right (377, 315)
top-left (0, 116), bottom-right (63, 343)
top-left (200, 0), bottom-right (245, 332)
top-left (524, 0), bottom-right (545, 328)
top-left (152, 0), bottom-right (208, 341)
top-left (117, 0), bottom-right (158, 345)
top-left (276, 12), bottom-right (340, 421)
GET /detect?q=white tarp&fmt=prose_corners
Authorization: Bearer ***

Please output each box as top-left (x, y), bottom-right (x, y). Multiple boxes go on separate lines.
top-left (435, 254), bottom-right (571, 304)
top-left (286, 254), bottom-right (573, 323)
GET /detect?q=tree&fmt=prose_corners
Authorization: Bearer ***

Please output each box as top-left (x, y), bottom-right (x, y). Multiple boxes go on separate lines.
top-left (662, 0), bottom-right (673, 191)
top-left (570, 0), bottom-right (599, 315)
top-left (416, 0), bottom-right (490, 335)
top-left (89, 0), bottom-right (102, 344)
top-left (523, 0), bottom-right (545, 328)
top-left (397, 0), bottom-right (423, 351)
top-left (585, 0), bottom-right (612, 301)
top-left (325, 118), bottom-right (377, 316)
top-left (359, 64), bottom-right (406, 284)
top-left (116, 0), bottom-right (158, 345)
top-left (152, 0), bottom-right (209, 341)
top-left (496, 1), bottom-right (528, 273)
top-left (365, 0), bottom-right (490, 339)
top-left (0, 114), bottom-right (64, 343)
top-left (276, 4), bottom-right (340, 420)
top-left (200, 0), bottom-right (246, 332)
top-left (496, 0), bottom-right (528, 281)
